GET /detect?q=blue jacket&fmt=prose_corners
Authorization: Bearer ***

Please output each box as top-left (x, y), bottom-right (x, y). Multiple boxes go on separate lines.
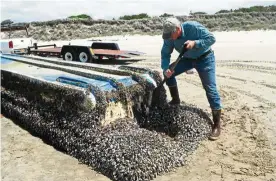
top-left (161, 21), bottom-right (216, 70)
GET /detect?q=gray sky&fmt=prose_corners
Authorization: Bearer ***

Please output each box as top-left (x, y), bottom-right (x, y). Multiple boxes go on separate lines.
top-left (1, 0), bottom-right (276, 22)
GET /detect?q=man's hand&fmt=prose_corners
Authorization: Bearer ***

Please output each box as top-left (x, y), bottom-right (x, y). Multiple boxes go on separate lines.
top-left (184, 40), bottom-right (196, 49)
top-left (164, 69), bottom-right (174, 78)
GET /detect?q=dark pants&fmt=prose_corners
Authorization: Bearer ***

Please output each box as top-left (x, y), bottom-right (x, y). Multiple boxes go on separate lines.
top-left (166, 51), bottom-right (222, 110)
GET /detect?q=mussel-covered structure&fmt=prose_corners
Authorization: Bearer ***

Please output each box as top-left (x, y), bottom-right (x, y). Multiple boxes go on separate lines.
top-left (1, 54), bottom-right (212, 181)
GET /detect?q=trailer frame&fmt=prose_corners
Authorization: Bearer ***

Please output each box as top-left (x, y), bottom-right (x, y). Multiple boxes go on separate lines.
top-left (21, 42), bottom-right (144, 63)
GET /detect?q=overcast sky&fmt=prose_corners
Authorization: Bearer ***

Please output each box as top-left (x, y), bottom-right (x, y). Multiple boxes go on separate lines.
top-left (1, 0), bottom-right (276, 22)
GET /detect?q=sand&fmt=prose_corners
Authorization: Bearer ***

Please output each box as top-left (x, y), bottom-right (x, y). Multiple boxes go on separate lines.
top-left (1, 30), bottom-right (276, 181)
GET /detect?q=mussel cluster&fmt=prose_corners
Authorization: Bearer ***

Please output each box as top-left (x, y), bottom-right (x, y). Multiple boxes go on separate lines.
top-left (1, 67), bottom-right (212, 181)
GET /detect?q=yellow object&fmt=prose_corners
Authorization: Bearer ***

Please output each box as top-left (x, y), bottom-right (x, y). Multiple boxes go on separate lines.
top-left (90, 48), bottom-right (94, 55)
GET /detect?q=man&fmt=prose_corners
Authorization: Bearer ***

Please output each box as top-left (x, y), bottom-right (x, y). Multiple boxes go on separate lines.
top-left (161, 17), bottom-right (222, 140)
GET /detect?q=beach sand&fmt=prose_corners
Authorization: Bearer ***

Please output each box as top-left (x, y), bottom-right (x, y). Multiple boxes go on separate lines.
top-left (1, 30), bottom-right (276, 181)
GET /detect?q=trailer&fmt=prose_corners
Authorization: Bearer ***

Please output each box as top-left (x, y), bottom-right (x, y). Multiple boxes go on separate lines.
top-left (24, 42), bottom-right (145, 63)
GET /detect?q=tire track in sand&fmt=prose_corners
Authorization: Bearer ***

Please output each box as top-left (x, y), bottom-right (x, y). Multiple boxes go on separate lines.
top-left (216, 74), bottom-right (276, 89)
top-left (217, 63), bottom-right (276, 75)
top-left (180, 76), bottom-right (276, 107)
top-left (216, 60), bottom-right (276, 64)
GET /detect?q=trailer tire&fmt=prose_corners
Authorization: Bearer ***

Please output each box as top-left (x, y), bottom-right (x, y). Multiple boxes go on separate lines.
top-left (63, 51), bottom-right (75, 61)
top-left (78, 51), bottom-right (89, 63)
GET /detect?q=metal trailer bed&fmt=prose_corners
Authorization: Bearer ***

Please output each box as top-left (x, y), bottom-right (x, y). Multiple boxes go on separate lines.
top-left (20, 42), bottom-right (145, 63)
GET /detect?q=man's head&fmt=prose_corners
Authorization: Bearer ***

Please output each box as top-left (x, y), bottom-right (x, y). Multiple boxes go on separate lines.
top-left (162, 17), bottom-right (182, 40)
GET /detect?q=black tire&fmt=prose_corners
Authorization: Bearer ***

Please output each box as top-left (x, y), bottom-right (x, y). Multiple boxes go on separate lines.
top-left (63, 51), bottom-right (75, 61)
top-left (78, 51), bottom-right (90, 63)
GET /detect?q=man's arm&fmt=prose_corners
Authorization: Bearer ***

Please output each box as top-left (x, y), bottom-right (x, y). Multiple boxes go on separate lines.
top-left (193, 23), bottom-right (216, 49)
top-left (161, 39), bottom-right (174, 71)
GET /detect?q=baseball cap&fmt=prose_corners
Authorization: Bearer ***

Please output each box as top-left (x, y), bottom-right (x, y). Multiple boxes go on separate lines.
top-left (162, 17), bottom-right (180, 39)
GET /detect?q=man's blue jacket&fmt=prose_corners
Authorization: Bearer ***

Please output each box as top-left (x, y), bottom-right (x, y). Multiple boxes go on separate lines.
top-left (161, 21), bottom-right (216, 71)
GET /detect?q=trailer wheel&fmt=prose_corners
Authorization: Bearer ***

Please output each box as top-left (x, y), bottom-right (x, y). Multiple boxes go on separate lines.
top-left (63, 51), bottom-right (74, 61)
top-left (79, 52), bottom-right (89, 63)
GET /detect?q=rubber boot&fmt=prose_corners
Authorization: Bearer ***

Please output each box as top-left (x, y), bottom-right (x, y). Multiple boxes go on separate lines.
top-left (168, 85), bottom-right (180, 105)
top-left (209, 109), bottom-right (222, 140)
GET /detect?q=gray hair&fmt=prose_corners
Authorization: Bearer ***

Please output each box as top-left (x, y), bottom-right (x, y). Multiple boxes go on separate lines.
top-left (162, 17), bottom-right (181, 39)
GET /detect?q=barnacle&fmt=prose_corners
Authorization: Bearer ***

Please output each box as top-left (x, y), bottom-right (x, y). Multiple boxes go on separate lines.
top-left (1, 62), bottom-right (212, 181)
